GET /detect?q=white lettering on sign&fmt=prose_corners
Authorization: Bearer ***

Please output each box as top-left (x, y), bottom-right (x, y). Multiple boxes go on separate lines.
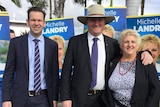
top-left (113, 16), bottom-right (120, 22)
top-left (0, 24), bottom-right (2, 30)
top-left (133, 25), bottom-right (160, 32)
top-left (43, 26), bottom-right (68, 34)
top-left (137, 18), bottom-right (160, 25)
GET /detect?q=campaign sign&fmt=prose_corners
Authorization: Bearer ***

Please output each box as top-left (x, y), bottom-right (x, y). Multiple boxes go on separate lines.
top-left (0, 12), bottom-right (10, 82)
top-left (0, 12), bottom-right (10, 106)
top-left (105, 7), bottom-right (127, 31)
top-left (0, 70), bottom-right (3, 82)
top-left (43, 17), bottom-right (74, 40)
top-left (127, 15), bottom-right (160, 37)
top-left (0, 12), bottom-right (10, 40)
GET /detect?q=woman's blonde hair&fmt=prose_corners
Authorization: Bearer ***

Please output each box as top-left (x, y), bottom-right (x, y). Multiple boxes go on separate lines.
top-left (138, 34), bottom-right (160, 51)
top-left (103, 24), bottom-right (115, 38)
top-left (118, 29), bottom-right (141, 45)
top-left (50, 35), bottom-right (65, 48)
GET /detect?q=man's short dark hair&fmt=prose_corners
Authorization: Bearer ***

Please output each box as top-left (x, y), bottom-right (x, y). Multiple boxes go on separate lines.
top-left (27, 7), bottom-right (46, 20)
top-left (10, 29), bottom-right (15, 33)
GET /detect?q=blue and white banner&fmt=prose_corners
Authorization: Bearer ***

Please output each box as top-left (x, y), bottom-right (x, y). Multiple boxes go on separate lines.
top-left (127, 15), bottom-right (160, 37)
top-left (0, 12), bottom-right (10, 40)
top-left (43, 17), bottom-right (74, 40)
top-left (0, 12), bottom-right (10, 81)
top-left (105, 7), bottom-right (127, 31)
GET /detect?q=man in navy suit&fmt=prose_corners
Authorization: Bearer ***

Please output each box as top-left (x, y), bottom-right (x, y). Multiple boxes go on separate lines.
top-left (2, 7), bottom-right (59, 107)
top-left (60, 4), bottom-right (153, 107)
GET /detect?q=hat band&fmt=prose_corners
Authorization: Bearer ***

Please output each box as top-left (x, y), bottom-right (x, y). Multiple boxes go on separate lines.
top-left (88, 14), bottom-right (105, 16)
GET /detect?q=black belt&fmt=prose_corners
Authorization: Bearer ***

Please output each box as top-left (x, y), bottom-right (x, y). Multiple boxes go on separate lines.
top-left (28, 89), bottom-right (47, 96)
top-left (88, 90), bottom-right (103, 96)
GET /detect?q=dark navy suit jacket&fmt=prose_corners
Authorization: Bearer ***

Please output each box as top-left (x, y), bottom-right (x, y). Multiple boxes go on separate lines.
top-left (60, 32), bottom-right (120, 107)
top-left (2, 34), bottom-right (59, 107)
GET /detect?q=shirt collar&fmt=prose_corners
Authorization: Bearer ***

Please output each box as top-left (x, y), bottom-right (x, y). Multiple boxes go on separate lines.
top-left (88, 32), bottom-right (103, 41)
top-left (28, 32), bottom-right (44, 42)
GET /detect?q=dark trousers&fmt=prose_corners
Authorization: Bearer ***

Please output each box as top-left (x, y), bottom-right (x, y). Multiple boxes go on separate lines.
top-left (24, 94), bottom-right (50, 107)
top-left (84, 91), bottom-right (105, 107)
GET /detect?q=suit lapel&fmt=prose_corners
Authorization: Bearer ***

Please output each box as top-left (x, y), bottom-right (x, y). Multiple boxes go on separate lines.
top-left (22, 34), bottom-right (29, 74)
top-left (104, 35), bottom-right (109, 65)
top-left (104, 35), bottom-right (112, 83)
top-left (81, 33), bottom-right (92, 71)
top-left (131, 58), bottom-right (140, 103)
top-left (44, 37), bottom-right (48, 74)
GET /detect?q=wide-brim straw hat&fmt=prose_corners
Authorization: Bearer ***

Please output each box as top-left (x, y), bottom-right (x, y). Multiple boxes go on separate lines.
top-left (77, 4), bottom-right (115, 25)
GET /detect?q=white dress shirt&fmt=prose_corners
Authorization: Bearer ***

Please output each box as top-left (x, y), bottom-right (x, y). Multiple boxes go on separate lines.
top-left (28, 33), bottom-right (46, 91)
top-left (88, 32), bottom-right (106, 90)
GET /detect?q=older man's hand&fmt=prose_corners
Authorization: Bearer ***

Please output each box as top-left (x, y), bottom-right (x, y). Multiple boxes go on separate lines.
top-left (141, 51), bottom-right (153, 65)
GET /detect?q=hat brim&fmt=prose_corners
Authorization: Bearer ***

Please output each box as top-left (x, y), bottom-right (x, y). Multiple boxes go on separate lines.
top-left (77, 15), bottom-right (115, 25)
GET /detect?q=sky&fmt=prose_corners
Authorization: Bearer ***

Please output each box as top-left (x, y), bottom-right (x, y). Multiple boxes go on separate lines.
top-left (1, 0), bottom-right (160, 35)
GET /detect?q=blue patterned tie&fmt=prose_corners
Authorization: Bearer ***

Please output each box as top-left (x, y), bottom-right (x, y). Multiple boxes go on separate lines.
top-left (33, 39), bottom-right (41, 92)
top-left (90, 38), bottom-right (98, 88)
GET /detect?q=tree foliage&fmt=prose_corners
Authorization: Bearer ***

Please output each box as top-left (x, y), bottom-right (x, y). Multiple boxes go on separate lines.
top-left (53, 0), bottom-right (65, 18)
top-left (11, 0), bottom-right (21, 7)
top-left (141, 0), bottom-right (145, 15)
top-left (73, 0), bottom-right (86, 5)
top-left (26, 0), bottom-right (48, 9)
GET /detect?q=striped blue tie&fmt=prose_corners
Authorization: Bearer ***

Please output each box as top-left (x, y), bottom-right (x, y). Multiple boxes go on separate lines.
top-left (33, 39), bottom-right (41, 92)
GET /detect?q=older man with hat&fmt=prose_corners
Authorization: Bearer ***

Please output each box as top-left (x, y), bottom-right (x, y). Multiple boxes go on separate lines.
top-left (60, 4), bottom-right (153, 107)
